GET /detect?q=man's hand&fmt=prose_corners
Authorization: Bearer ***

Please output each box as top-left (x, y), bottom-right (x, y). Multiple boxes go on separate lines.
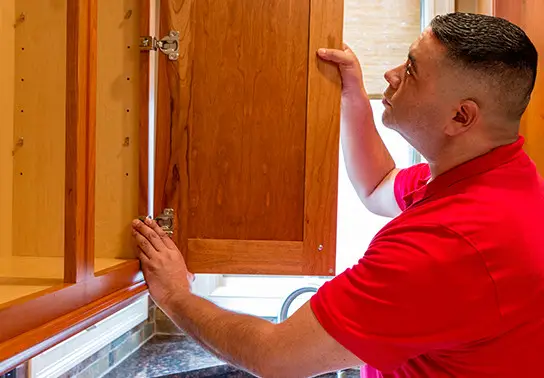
top-left (131, 218), bottom-right (363, 377)
top-left (317, 44), bottom-right (366, 95)
top-left (131, 218), bottom-right (193, 309)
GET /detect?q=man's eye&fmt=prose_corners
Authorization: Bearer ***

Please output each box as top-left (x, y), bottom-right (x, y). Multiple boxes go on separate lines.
top-left (405, 63), bottom-right (413, 76)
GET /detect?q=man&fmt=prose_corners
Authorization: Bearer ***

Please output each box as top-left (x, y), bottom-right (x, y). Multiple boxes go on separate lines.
top-left (132, 13), bottom-right (544, 377)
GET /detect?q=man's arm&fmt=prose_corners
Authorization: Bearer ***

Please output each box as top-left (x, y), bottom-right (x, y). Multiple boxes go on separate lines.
top-left (163, 297), bottom-right (361, 377)
top-left (318, 47), bottom-right (400, 218)
top-left (132, 218), bottom-right (362, 378)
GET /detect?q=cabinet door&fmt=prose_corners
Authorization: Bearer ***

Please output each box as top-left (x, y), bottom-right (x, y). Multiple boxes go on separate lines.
top-left (494, 0), bottom-right (544, 175)
top-left (151, 0), bottom-right (343, 276)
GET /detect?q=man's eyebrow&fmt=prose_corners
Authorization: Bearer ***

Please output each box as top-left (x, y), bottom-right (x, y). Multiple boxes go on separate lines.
top-left (408, 53), bottom-right (418, 74)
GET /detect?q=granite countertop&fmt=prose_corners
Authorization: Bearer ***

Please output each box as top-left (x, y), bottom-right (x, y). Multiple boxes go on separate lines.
top-left (104, 335), bottom-right (360, 378)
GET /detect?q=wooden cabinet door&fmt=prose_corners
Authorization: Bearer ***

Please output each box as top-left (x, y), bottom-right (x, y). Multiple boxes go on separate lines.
top-left (494, 0), bottom-right (544, 174)
top-left (152, 0), bottom-right (343, 276)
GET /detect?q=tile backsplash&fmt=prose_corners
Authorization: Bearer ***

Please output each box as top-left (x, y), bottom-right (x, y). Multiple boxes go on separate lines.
top-left (56, 301), bottom-right (156, 378)
top-left (5, 300), bottom-right (185, 378)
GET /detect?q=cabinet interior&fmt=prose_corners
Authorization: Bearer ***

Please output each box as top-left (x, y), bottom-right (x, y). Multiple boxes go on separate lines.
top-left (0, 0), bottom-right (143, 306)
top-left (93, 0), bottom-right (142, 272)
top-left (0, 0), bottom-right (67, 305)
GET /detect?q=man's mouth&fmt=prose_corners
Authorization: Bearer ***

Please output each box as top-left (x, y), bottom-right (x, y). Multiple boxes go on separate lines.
top-left (382, 97), bottom-right (392, 107)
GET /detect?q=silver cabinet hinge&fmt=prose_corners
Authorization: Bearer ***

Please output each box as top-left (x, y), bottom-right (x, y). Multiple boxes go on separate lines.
top-left (140, 30), bottom-right (179, 61)
top-left (156, 208), bottom-right (174, 236)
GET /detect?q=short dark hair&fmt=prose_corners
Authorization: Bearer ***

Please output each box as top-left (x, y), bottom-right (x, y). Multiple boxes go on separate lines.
top-left (431, 12), bottom-right (538, 120)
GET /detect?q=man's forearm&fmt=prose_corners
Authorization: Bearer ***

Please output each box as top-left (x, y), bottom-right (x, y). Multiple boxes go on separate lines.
top-left (161, 291), bottom-right (277, 376)
top-left (341, 89), bottom-right (396, 201)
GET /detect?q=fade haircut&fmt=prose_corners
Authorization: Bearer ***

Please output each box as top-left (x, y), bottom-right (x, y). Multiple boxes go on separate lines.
top-left (431, 12), bottom-right (538, 121)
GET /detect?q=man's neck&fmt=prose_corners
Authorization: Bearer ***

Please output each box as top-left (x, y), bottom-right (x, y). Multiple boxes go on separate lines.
top-left (427, 136), bottom-right (519, 180)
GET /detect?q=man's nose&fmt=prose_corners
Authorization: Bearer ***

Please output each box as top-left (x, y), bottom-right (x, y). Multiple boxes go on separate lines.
top-left (384, 66), bottom-right (401, 89)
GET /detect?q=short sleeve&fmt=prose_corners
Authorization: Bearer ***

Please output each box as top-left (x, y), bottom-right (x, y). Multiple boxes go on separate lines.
top-left (310, 224), bottom-right (500, 373)
top-left (394, 164), bottom-right (431, 211)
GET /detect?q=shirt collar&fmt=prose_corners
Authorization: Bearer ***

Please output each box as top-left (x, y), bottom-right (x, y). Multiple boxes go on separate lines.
top-left (403, 136), bottom-right (526, 208)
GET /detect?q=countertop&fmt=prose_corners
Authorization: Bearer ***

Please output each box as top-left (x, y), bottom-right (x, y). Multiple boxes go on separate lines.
top-left (104, 335), bottom-right (360, 378)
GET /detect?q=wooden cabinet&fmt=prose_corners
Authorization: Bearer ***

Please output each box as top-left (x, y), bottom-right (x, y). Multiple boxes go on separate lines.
top-left (494, 0), bottom-right (544, 176)
top-left (0, 0), bottom-right (342, 372)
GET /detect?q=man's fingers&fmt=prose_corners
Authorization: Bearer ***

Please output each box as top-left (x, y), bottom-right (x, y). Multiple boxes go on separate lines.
top-left (132, 227), bottom-right (157, 258)
top-left (137, 246), bottom-right (150, 262)
top-left (317, 48), bottom-right (352, 65)
top-left (132, 219), bottom-right (166, 251)
top-left (147, 219), bottom-right (178, 250)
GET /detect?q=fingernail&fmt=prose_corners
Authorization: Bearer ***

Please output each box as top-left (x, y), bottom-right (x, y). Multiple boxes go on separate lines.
top-left (318, 48), bottom-right (327, 55)
top-left (145, 217), bottom-right (152, 225)
top-left (132, 219), bottom-right (139, 226)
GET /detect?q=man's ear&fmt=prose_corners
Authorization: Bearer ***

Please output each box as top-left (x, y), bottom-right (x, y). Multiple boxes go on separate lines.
top-left (446, 100), bottom-right (479, 136)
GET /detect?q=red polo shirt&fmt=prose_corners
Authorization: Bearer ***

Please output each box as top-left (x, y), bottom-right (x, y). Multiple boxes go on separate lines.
top-left (311, 136), bottom-right (544, 377)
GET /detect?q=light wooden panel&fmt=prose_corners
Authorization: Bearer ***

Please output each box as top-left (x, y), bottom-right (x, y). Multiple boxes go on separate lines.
top-left (477, 0), bottom-right (494, 15)
top-left (494, 1), bottom-right (544, 175)
top-left (12, 0), bottom-right (67, 257)
top-left (303, 0), bottom-right (343, 275)
top-left (187, 240), bottom-right (303, 274)
top-left (343, 0), bottom-right (421, 97)
top-left (456, 0), bottom-right (494, 15)
top-left (94, 0), bottom-right (141, 261)
top-left (187, 0), bottom-right (309, 241)
top-left (0, 1), bottom-right (15, 258)
top-left (456, 0), bottom-right (477, 13)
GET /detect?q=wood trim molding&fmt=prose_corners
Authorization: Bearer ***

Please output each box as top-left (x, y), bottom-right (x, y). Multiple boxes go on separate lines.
top-left (302, 0), bottom-right (343, 276)
top-left (187, 240), bottom-right (304, 274)
top-left (0, 284), bottom-right (147, 375)
top-left (0, 261), bottom-right (145, 373)
top-left (64, 0), bottom-right (97, 283)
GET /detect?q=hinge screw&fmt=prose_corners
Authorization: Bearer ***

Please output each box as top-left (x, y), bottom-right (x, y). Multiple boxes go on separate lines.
top-left (317, 244), bottom-right (324, 251)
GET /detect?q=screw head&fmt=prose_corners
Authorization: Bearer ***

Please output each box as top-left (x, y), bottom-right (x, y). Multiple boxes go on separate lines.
top-left (317, 244), bottom-right (324, 251)
top-left (328, 268), bottom-right (334, 274)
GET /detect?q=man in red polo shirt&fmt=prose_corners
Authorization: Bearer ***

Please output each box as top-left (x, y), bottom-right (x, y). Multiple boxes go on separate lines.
top-left (131, 13), bottom-right (544, 377)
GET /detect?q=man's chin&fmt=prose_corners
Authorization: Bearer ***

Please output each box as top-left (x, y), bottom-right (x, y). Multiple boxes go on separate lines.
top-left (381, 112), bottom-right (396, 130)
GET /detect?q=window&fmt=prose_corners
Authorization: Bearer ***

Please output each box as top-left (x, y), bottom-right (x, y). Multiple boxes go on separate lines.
top-left (192, 0), bottom-right (452, 320)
